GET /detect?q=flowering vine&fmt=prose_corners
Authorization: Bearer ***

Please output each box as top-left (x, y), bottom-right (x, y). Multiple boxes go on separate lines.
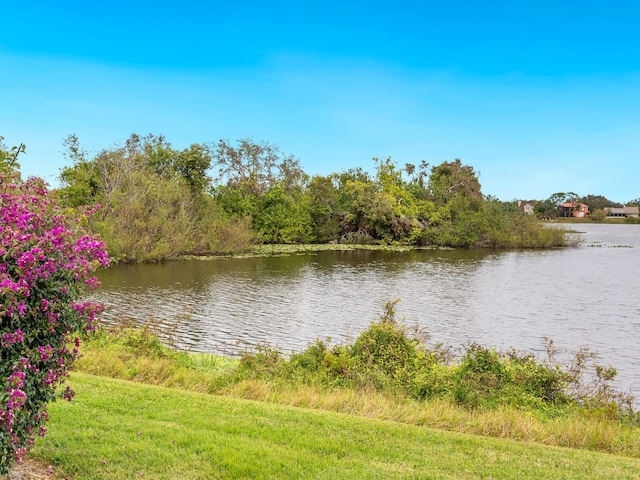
top-left (0, 175), bottom-right (109, 473)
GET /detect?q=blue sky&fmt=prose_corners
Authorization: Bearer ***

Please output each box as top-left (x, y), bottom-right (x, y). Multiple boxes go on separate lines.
top-left (1, 1), bottom-right (639, 202)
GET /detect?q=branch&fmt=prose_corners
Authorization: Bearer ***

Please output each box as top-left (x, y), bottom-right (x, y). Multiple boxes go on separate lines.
top-left (9, 143), bottom-right (25, 167)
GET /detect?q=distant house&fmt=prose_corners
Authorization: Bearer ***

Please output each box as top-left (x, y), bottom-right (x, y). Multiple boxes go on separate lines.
top-left (604, 206), bottom-right (640, 218)
top-left (517, 200), bottom-right (536, 215)
top-left (558, 202), bottom-right (589, 218)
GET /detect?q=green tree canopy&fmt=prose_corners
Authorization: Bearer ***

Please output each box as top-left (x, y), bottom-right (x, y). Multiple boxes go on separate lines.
top-left (578, 194), bottom-right (622, 212)
top-left (57, 134), bottom-right (253, 261)
top-left (427, 159), bottom-right (482, 206)
top-left (211, 138), bottom-right (306, 196)
top-left (54, 133), bottom-right (571, 256)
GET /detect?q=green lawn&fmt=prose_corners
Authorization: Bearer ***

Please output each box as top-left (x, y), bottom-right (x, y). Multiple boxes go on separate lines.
top-left (34, 373), bottom-right (640, 480)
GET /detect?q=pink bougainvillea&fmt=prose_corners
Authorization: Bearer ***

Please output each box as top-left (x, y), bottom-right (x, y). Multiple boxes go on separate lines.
top-left (0, 175), bottom-right (109, 472)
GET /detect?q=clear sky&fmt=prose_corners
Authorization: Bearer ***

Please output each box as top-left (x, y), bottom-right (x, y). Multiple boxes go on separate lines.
top-left (1, 1), bottom-right (639, 202)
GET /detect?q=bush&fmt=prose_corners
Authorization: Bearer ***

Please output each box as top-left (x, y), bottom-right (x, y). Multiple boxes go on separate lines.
top-left (348, 300), bottom-right (422, 392)
top-left (589, 209), bottom-right (606, 222)
top-left (451, 344), bottom-right (571, 410)
top-left (453, 344), bottom-right (506, 407)
top-left (0, 176), bottom-right (109, 473)
top-left (235, 345), bottom-right (284, 379)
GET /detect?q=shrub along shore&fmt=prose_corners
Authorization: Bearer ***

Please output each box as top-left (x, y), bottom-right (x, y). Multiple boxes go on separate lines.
top-left (24, 302), bottom-right (640, 478)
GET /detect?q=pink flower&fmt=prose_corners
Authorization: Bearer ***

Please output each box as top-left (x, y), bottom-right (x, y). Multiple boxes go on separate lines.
top-left (6, 371), bottom-right (25, 389)
top-left (7, 389), bottom-right (27, 410)
top-left (1, 176), bottom-right (109, 469)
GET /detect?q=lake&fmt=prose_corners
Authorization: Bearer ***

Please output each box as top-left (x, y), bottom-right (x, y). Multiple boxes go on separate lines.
top-left (92, 223), bottom-right (640, 397)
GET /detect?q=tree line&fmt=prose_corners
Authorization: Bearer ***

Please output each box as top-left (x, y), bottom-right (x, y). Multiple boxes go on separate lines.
top-left (530, 192), bottom-right (639, 220)
top-left (3, 134), bottom-right (573, 262)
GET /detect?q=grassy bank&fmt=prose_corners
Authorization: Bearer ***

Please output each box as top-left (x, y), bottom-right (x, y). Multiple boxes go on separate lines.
top-left (63, 313), bottom-right (639, 445)
top-left (33, 373), bottom-right (640, 479)
top-left (20, 309), bottom-right (640, 478)
top-left (70, 322), bottom-right (640, 455)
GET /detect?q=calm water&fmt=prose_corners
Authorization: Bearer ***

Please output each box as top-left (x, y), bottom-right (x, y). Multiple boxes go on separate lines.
top-left (92, 223), bottom-right (640, 397)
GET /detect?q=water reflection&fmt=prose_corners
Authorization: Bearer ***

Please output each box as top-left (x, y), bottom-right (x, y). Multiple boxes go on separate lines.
top-left (93, 224), bottom-right (640, 397)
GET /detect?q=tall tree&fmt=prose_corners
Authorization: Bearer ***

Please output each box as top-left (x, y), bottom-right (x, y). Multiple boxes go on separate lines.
top-left (427, 159), bottom-right (482, 206)
top-left (306, 175), bottom-right (341, 242)
top-left (173, 143), bottom-right (212, 193)
top-left (211, 138), bottom-right (304, 196)
top-left (579, 194), bottom-right (622, 212)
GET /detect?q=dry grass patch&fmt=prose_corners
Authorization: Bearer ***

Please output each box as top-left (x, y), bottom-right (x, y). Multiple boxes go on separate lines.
top-left (218, 379), bottom-right (640, 457)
